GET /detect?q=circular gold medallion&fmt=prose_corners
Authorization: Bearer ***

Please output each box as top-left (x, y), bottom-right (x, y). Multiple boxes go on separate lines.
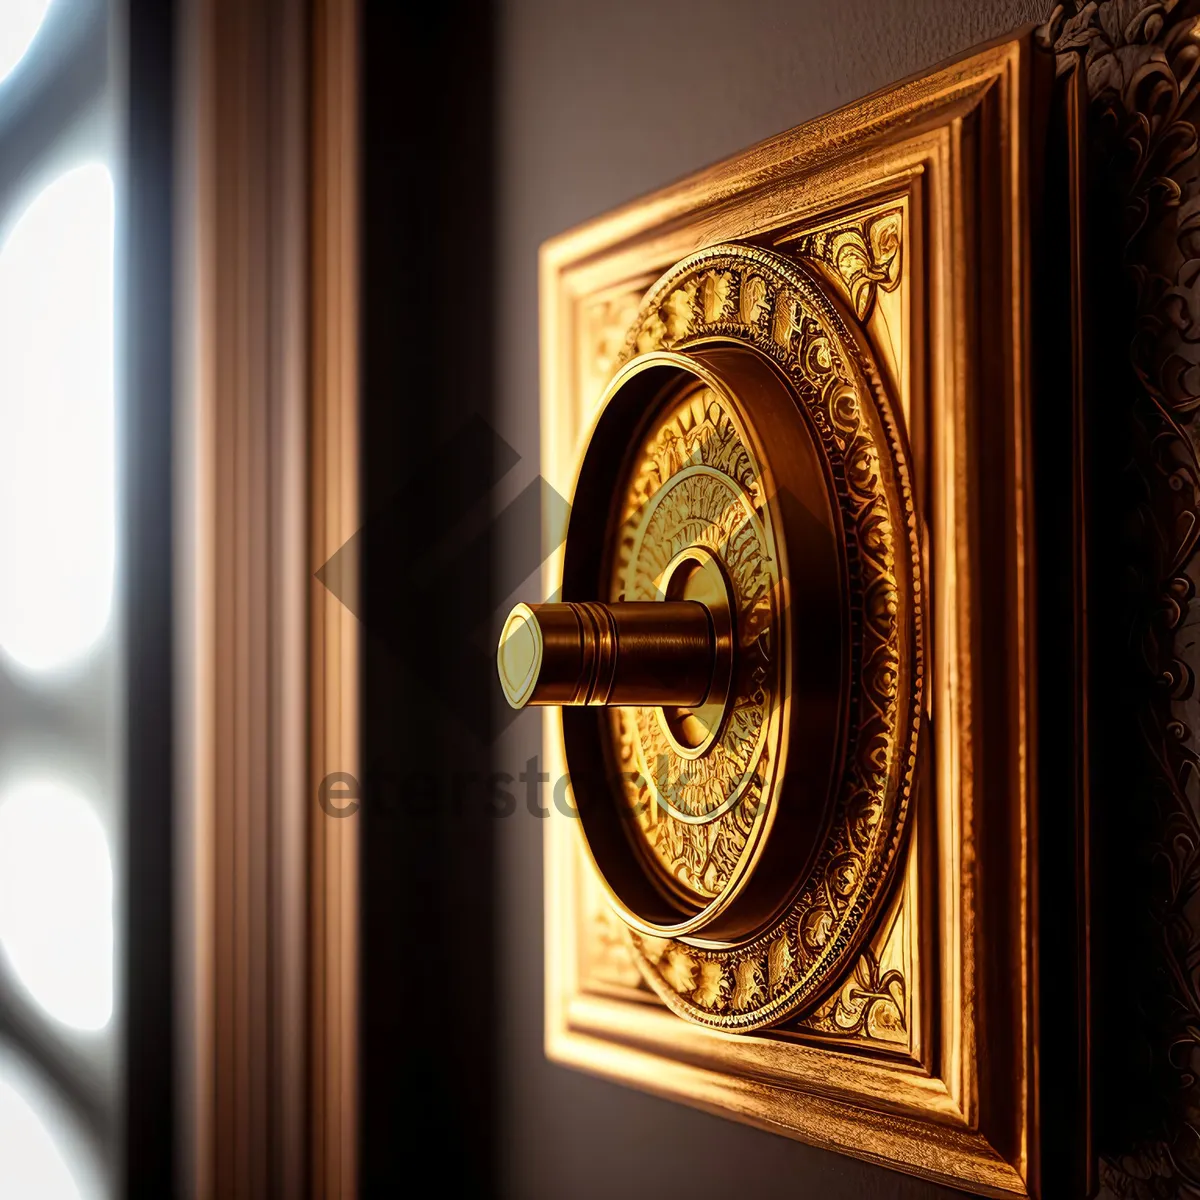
top-left (557, 242), bottom-right (922, 1030)
top-left (609, 383), bottom-right (781, 904)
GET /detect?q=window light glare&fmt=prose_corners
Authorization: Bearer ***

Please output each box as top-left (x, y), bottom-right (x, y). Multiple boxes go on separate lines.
top-left (0, 780), bottom-right (113, 1031)
top-left (0, 1076), bottom-right (81, 1199)
top-left (0, 0), bottom-right (52, 87)
top-left (0, 163), bottom-right (115, 675)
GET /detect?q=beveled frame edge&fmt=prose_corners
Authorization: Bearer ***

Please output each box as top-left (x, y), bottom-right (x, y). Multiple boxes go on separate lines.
top-left (310, 0), bottom-right (360, 1196)
top-left (539, 31), bottom-right (1037, 276)
top-left (541, 28), bottom-right (1057, 1199)
top-left (545, 1019), bottom-right (1026, 1198)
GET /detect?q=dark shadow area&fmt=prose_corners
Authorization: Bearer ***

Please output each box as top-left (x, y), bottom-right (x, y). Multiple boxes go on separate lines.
top-left (122, 0), bottom-right (177, 1195)
top-left (358, 1), bottom-right (498, 1194)
top-left (1081, 62), bottom-right (1198, 1181)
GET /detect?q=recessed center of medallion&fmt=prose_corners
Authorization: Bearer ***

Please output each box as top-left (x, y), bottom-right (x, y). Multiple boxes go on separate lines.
top-left (607, 378), bottom-right (780, 905)
top-left (655, 546), bottom-right (734, 760)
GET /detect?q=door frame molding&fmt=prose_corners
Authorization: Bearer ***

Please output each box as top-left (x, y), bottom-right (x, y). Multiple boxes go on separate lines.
top-left (175, 0), bottom-right (359, 1194)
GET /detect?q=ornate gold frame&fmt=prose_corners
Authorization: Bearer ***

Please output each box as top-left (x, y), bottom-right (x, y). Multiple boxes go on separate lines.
top-left (541, 30), bottom-right (1084, 1197)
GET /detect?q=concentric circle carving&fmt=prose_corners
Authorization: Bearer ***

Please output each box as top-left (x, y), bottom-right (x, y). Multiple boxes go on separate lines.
top-left (602, 243), bottom-right (922, 1030)
top-left (610, 392), bottom-right (778, 900)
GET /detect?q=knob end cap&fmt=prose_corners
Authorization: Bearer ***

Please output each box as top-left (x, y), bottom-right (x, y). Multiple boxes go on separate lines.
top-left (497, 603), bottom-right (542, 709)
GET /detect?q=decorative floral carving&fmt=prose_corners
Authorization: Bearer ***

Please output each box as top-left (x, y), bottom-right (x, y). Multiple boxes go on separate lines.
top-left (800, 949), bottom-right (907, 1044)
top-left (794, 209), bottom-right (903, 321)
top-left (1044, 1), bottom-right (1200, 1192)
top-left (701, 270), bottom-right (735, 322)
top-left (693, 961), bottom-right (726, 1009)
top-left (660, 948), bottom-right (697, 994)
top-left (739, 273), bottom-right (767, 324)
top-left (664, 282), bottom-right (698, 340)
top-left (767, 935), bottom-right (793, 994)
top-left (731, 958), bottom-right (765, 1009)
top-left (582, 290), bottom-right (643, 408)
top-left (584, 888), bottom-right (644, 990)
top-left (772, 288), bottom-right (803, 348)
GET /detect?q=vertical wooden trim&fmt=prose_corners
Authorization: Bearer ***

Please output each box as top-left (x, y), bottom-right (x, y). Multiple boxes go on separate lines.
top-left (175, 1), bottom-right (216, 1192)
top-left (311, 0), bottom-right (360, 1196)
top-left (275, 3), bottom-right (313, 1194)
top-left (177, 0), bottom-right (352, 1195)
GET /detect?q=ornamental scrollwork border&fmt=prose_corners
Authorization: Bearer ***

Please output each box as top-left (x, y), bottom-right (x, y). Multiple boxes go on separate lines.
top-left (792, 209), bottom-right (903, 323)
top-left (1043, 2), bottom-right (1200, 1194)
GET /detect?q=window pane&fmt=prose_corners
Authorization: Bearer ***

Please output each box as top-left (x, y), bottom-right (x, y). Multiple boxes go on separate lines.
top-left (0, 1075), bottom-right (81, 1198)
top-left (0, 0), bottom-right (52, 87)
top-left (0, 778), bottom-right (113, 1031)
top-left (0, 1044), bottom-right (103, 1198)
top-left (0, 163), bottom-right (115, 675)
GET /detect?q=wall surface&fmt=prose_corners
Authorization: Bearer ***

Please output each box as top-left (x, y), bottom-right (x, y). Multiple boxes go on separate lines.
top-left (492, 2), bottom-right (1046, 1197)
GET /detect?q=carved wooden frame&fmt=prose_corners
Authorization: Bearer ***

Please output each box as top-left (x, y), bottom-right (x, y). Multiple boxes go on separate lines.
top-left (541, 30), bottom-right (1085, 1197)
top-left (1045, 3), bottom-right (1200, 1197)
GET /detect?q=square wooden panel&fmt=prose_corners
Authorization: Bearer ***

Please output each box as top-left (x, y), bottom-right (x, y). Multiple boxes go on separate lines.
top-left (539, 29), bottom-right (1085, 1198)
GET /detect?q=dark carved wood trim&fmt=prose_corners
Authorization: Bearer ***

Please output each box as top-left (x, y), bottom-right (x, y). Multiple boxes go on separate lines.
top-left (1044, 2), bottom-right (1200, 1194)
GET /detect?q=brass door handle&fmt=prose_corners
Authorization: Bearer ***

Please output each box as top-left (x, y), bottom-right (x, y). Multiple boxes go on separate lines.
top-left (497, 601), bottom-right (714, 708)
top-left (498, 544), bottom-right (735, 710)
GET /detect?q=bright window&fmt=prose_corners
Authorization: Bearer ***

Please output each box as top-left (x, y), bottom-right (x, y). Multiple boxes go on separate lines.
top-left (0, 779), bottom-right (113, 1031)
top-left (0, 1075), bottom-right (81, 1199)
top-left (0, 1), bottom-right (53, 87)
top-left (0, 163), bottom-right (115, 676)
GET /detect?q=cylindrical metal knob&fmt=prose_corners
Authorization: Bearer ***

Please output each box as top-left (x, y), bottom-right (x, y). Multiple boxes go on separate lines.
top-left (497, 601), bottom-right (717, 710)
